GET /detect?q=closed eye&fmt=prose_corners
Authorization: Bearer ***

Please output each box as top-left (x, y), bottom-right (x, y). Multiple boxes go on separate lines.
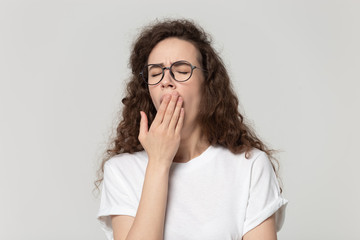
top-left (151, 73), bottom-right (162, 77)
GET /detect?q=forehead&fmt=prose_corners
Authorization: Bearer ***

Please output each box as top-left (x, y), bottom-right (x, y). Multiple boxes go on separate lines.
top-left (147, 37), bottom-right (201, 65)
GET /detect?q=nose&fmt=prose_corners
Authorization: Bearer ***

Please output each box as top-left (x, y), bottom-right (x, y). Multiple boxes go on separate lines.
top-left (160, 67), bottom-right (175, 89)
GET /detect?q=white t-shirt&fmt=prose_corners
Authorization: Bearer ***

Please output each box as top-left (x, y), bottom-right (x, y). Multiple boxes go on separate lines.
top-left (97, 144), bottom-right (288, 240)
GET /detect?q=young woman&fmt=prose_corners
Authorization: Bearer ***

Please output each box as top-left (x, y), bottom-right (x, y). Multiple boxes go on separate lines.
top-left (95, 19), bottom-right (288, 240)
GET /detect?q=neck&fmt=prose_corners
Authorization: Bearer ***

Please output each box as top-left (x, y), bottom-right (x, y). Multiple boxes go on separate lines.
top-left (173, 123), bottom-right (210, 163)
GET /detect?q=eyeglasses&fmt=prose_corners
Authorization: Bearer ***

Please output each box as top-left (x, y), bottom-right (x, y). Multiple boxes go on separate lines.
top-left (140, 60), bottom-right (205, 85)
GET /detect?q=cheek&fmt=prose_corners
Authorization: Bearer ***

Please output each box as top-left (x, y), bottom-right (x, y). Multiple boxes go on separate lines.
top-left (183, 90), bottom-right (202, 112)
top-left (149, 90), bottom-right (159, 110)
top-left (153, 99), bottom-right (159, 111)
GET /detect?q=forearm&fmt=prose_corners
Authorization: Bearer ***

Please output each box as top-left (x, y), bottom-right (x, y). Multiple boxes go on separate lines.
top-left (125, 161), bottom-right (170, 240)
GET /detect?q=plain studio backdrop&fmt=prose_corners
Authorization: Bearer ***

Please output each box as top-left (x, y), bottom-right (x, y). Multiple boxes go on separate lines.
top-left (0, 0), bottom-right (359, 239)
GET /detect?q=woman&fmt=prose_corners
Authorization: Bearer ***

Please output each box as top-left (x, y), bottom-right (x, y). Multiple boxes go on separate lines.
top-left (95, 18), bottom-right (288, 240)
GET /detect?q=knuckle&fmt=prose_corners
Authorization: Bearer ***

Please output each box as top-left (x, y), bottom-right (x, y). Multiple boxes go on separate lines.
top-left (166, 109), bottom-right (174, 116)
top-left (157, 109), bottom-right (164, 115)
top-left (155, 126), bottom-right (164, 134)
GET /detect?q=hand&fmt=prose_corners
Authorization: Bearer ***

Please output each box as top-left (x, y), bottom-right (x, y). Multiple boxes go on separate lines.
top-left (138, 91), bottom-right (185, 169)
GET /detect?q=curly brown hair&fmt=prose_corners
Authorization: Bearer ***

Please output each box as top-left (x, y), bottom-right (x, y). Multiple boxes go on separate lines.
top-left (93, 18), bottom-right (282, 195)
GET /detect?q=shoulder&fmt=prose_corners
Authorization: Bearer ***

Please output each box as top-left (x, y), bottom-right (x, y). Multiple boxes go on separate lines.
top-left (244, 149), bottom-right (277, 184)
top-left (105, 150), bottom-right (148, 172)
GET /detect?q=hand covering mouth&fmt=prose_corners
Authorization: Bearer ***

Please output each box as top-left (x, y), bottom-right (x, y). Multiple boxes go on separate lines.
top-left (160, 92), bottom-right (181, 104)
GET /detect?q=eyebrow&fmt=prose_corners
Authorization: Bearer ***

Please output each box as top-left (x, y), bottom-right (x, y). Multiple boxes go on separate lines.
top-left (147, 60), bottom-right (186, 66)
top-left (148, 65), bottom-right (160, 70)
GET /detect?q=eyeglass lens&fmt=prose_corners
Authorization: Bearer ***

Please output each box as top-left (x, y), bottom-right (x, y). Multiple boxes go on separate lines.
top-left (144, 62), bottom-right (192, 84)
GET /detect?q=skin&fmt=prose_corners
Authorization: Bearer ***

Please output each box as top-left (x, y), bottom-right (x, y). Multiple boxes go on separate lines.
top-left (111, 37), bottom-right (277, 240)
top-left (243, 214), bottom-right (277, 240)
top-left (143, 37), bottom-right (210, 163)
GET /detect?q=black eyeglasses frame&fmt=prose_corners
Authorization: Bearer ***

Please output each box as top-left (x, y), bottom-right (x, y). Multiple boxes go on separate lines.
top-left (139, 60), bottom-right (206, 85)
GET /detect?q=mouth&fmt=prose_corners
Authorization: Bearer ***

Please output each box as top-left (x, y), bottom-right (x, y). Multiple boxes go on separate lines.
top-left (159, 93), bottom-right (182, 105)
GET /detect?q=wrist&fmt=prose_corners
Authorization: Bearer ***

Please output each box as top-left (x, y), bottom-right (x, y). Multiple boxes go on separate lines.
top-left (147, 159), bottom-right (172, 173)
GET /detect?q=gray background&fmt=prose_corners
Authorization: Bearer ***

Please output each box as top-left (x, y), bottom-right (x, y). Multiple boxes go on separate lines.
top-left (0, 0), bottom-right (359, 239)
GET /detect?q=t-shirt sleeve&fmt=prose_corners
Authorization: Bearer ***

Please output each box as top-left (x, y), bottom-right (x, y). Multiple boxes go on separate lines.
top-left (242, 151), bottom-right (288, 237)
top-left (97, 160), bottom-right (138, 240)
